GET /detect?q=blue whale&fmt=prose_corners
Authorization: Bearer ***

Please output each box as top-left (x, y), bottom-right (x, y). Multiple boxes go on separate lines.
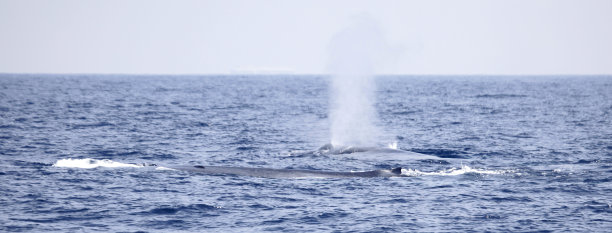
top-left (170, 165), bottom-right (403, 178)
top-left (297, 143), bottom-right (442, 161)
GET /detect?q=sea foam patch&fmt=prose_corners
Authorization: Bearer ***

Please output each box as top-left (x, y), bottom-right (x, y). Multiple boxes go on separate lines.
top-left (53, 158), bottom-right (143, 169)
top-left (401, 165), bottom-right (512, 176)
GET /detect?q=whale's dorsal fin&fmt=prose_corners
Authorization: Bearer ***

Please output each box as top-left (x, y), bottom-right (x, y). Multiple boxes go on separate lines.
top-left (194, 165), bottom-right (205, 169)
top-left (391, 167), bottom-right (402, 175)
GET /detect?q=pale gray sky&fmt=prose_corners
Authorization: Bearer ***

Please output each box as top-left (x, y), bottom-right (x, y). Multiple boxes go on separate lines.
top-left (1, 0), bottom-right (611, 75)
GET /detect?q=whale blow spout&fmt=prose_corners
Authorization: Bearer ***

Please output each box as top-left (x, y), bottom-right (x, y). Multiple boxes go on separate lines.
top-left (327, 15), bottom-right (388, 147)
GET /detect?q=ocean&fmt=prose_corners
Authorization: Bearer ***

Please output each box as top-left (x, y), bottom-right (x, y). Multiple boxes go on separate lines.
top-left (0, 74), bottom-right (611, 232)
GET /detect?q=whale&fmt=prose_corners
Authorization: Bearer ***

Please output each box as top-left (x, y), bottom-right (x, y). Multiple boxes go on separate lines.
top-left (302, 143), bottom-right (443, 161)
top-left (170, 165), bottom-right (404, 178)
top-left (148, 144), bottom-right (447, 178)
top-left (317, 143), bottom-right (403, 155)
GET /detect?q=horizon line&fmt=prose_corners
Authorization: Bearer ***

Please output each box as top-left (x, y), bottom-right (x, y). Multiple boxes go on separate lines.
top-left (1, 72), bottom-right (611, 77)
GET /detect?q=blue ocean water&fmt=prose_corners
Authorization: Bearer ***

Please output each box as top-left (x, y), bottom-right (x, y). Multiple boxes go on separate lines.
top-left (0, 74), bottom-right (611, 232)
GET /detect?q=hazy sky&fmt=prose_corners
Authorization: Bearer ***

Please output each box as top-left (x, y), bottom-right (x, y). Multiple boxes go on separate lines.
top-left (1, 0), bottom-right (611, 75)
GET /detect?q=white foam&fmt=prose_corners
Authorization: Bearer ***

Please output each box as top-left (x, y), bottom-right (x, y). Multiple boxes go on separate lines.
top-left (155, 166), bottom-right (175, 171)
top-left (401, 165), bottom-right (511, 176)
top-left (53, 158), bottom-right (142, 169)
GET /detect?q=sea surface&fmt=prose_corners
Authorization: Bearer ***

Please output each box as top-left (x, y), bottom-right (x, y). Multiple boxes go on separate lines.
top-left (0, 74), bottom-right (611, 232)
